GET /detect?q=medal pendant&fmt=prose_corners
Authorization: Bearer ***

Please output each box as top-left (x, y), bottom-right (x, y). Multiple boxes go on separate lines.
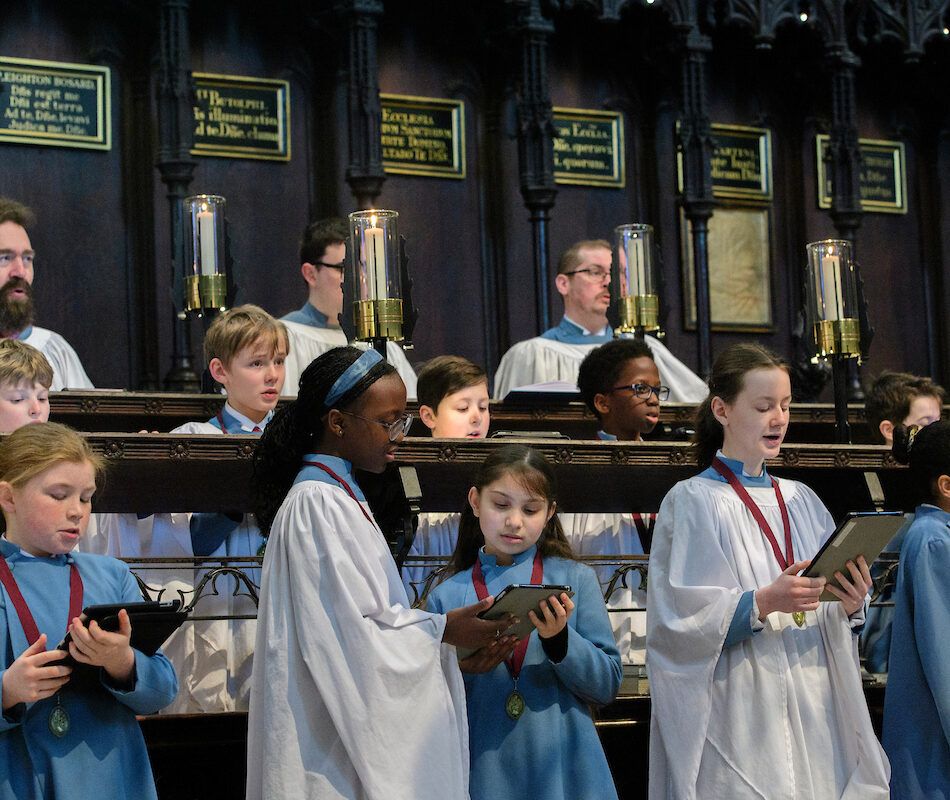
top-left (505, 690), bottom-right (525, 721)
top-left (48, 703), bottom-right (70, 738)
top-left (792, 611), bottom-right (806, 628)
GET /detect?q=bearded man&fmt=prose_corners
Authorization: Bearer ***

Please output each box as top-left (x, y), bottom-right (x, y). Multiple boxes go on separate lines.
top-left (0, 198), bottom-right (93, 389)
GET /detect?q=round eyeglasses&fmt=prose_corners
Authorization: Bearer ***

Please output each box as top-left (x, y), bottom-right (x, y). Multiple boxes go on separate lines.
top-left (339, 410), bottom-right (413, 441)
top-left (608, 383), bottom-right (670, 401)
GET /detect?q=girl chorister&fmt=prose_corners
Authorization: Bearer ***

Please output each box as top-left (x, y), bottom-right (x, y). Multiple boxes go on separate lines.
top-left (646, 343), bottom-right (890, 800)
top-left (246, 347), bottom-right (508, 800)
top-left (428, 444), bottom-right (622, 800)
top-left (0, 423), bottom-right (177, 800)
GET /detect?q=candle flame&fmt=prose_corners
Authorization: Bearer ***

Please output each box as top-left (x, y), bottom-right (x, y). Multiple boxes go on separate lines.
top-left (370, 214), bottom-right (377, 227)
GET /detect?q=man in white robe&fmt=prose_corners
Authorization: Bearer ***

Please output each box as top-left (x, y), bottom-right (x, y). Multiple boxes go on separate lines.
top-left (280, 218), bottom-right (417, 397)
top-left (0, 197), bottom-right (93, 389)
top-left (493, 239), bottom-right (705, 402)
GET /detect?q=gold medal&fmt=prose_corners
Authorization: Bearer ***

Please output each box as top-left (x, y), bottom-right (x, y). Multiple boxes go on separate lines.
top-left (792, 611), bottom-right (806, 628)
top-left (48, 698), bottom-right (69, 738)
top-left (505, 690), bottom-right (526, 720)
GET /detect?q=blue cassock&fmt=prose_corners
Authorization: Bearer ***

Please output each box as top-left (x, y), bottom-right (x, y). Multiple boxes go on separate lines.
top-left (883, 504), bottom-right (950, 800)
top-left (189, 406), bottom-right (269, 564)
top-left (540, 316), bottom-right (612, 345)
top-left (281, 302), bottom-right (334, 329)
top-left (428, 546), bottom-right (622, 800)
top-left (0, 539), bottom-right (178, 800)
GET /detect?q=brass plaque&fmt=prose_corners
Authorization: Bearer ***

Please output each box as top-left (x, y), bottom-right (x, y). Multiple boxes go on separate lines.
top-left (0, 56), bottom-right (110, 150)
top-left (553, 107), bottom-right (625, 188)
top-left (380, 94), bottom-right (465, 179)
top-left (192, 72), bottom-right (291, 162)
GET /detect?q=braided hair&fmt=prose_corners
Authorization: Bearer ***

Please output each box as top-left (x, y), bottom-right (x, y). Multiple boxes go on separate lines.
top-left (253, 346), bottom-right (396, 535)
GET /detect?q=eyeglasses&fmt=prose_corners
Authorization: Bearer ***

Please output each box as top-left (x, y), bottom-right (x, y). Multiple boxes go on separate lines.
top-left (314, 260), bottom-right (346, 273)
top-left (608, 383), bottom-right (670, 401)
top-left (339, 410), bottom-right (413, 441)
top-left (563, 267), bottom-right (610, 282)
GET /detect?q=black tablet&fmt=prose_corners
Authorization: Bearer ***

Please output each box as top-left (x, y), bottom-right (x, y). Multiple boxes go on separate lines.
top-left (477, 583), bottom-right (574, 642)
top-left (56, 600), bottom-right (188, 666)
top-left (802, 512), bottom-right (905, 601)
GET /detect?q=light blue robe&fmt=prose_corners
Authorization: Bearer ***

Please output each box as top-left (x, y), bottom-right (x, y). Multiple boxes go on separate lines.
top-left (0, 539), bottom-right (178, 800)
top-left (883, 504), bottom-right (950, 799)
top-left (428, 546), bottom-right (622, 800)
top-left (281, 302), bottom-right (335, 328)
top-left (540, 316), bottom-right (613, 344)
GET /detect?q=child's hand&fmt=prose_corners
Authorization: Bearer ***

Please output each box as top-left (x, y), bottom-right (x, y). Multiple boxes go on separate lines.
top-left (458, 636), bottom-right (518, 674)
top-left (443, 597), bottom-right (517, 650)
top-left (824, 556), bottom-right (872, 617)
top-left (68, 609), bottom-right (136, 684)
top-left (1, 634), bottom-right (72, 710)
top-left (528, 593), bottom-right (574, 639)
top-left (756, 560), bottom-right (825, 620)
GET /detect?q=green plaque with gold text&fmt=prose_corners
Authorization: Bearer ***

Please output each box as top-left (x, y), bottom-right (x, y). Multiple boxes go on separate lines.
top-left (676, 123), bottom-right (772, 201)
top-left (815, 135), bottom-right (907, 214)
top-left (380, 94), bottom-right (465, 179)
top-left (0, 56), bottom-right (110, 150)
top-left (191, 73), bottom-right (290, 161)
top-left (553, 108), bottom-right (625, 188)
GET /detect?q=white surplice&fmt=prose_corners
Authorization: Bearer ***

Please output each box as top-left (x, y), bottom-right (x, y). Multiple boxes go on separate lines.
top-left (246, 480), bottom-right (469, 800)
top-left (646, 476), bottom-right (890, 800)
top-left (22, 325), bottom-right (93, 389)
top-left (282, 320), bottom-right (418, 399)
top-left (492, 335), bottom-right (707, 402)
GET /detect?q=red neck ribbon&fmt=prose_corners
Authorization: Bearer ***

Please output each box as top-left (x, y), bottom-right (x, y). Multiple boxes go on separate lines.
top-left (711, 457), bottom-right (794, 571)
top-left (471, 548), bottom-right (543, 679)
top-left (0, 553), bottom-right (83, 645)
top-left (302, 460), bottom-right (374, 527)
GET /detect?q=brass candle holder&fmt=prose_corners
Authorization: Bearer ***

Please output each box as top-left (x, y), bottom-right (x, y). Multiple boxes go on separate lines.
top-left (614, 223), bottom-right (660, 337)
top-left (184, 194), bottom-right (228, 313)
top-left (350, 209), bottom-right (404, 346)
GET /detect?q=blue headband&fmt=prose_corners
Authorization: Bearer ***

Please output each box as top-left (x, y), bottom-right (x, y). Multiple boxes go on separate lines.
top-left (324, 349), bottom-right (384, 408)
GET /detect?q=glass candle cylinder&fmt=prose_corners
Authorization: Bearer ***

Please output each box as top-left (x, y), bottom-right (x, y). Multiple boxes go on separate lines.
top-left (184, 194), bottom-right (227, 312)
top-left (805, 239), bottom-right (861, 358)
top-left (614, 223), bottom-right (659, 334)
top-left (349, 209), bottom-right (403, 340)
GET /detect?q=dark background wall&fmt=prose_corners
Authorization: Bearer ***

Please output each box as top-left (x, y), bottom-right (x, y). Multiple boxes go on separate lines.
top-left (1, 0), bottom-right (948, 393)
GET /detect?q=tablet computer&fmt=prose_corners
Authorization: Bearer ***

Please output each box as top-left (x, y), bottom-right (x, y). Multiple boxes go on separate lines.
top-left (802, 512), bottom-right (905, 601)
top-left (56, 600), bottom-right (188, 668)
top-left (478, 583), bottom-right (573, 641)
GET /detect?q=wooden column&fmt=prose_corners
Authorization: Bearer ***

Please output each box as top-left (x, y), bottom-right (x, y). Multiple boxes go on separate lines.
top-left (155, 0), bottom-right (199, 391)
top-left (509, 0), bottom-right (557, 334)
top-left (337, 0), bottom-right (386, 210)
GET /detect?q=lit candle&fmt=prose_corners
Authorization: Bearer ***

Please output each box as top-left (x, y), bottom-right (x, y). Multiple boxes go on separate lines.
top-left (197, 207), bottom-right (217, 277)
top-left (820, 253), bottom-right (843, 320)
top-left (365, 218), bottom-right (387, 300)
top-left (628, 237), bottom-right (646, 295)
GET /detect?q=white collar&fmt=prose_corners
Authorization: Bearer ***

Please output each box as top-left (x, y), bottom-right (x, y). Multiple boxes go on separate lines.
top-left (223, 402), bottom-right (271, 432)
top-left (563, 314), bottom-right (609, 337)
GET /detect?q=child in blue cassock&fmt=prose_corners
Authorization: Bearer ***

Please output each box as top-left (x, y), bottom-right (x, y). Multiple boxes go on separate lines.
top-left (884, 420), bottom-right (950, 799)
top-left (0, 422), bottom-right (177, 800)
top-left (428, 444), bottom-right (622, 800)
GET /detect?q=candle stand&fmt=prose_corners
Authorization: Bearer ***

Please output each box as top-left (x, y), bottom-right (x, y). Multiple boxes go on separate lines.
top-left (614, 223), bottom-right (661, 340)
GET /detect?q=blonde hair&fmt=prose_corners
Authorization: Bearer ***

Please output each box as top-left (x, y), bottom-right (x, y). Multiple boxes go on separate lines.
top-left (203, 304), bottom-right (289, 367)
top-left (557, 239), bottom-right (611, 275)
top-left (0, 422), bottom-right (105, 489)
top-left (0, 339), bottom-right (54, 390)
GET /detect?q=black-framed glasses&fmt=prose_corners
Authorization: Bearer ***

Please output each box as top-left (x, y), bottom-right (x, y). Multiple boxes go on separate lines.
top-left (339, 410), bottom-right (413, 441)
top-left (314, 260), bottom-right (346, 273)
top-left (608, 383), bottom-right (670, 401)
top-left (563, 267), bottom-right (610, 282)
